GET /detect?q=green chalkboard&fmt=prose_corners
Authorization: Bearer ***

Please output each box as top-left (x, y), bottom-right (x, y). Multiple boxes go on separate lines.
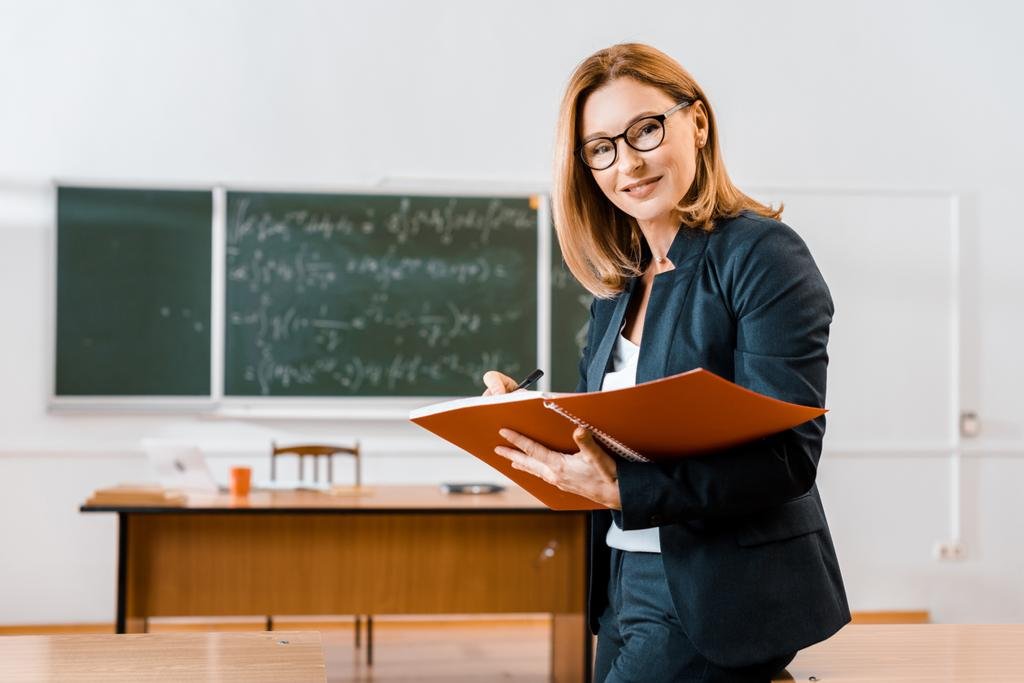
top-left (56, 187), bottom-right (212, 396)
top-left (224, 191), bottom-right (538, 396)
top-left (549, 232), bottom-right (593, 392)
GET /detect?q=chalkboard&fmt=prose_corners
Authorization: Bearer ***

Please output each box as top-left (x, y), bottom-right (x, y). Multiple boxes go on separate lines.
top-left (55, 187), bottom-right (212, 396)
top-left (550, 231), bottom-right (593, 392)
top-left (224, 191), bottom-right (539, 396)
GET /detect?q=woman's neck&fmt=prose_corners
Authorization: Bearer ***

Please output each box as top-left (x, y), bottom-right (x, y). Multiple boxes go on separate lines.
top-left (637, 215), bottom-right (680, 272)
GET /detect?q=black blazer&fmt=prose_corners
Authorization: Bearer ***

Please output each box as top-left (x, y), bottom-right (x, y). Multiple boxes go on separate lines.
top-left (579, 211), bottom-right (850, 668)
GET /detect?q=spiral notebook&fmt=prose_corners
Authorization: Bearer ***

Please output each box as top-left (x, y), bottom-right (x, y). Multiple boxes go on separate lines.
top-left (409, 368), bottom-right (826, 511)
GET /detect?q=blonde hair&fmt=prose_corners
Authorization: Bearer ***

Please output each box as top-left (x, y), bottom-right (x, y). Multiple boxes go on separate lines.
top-left (552, 43), bottom-right (782, 298)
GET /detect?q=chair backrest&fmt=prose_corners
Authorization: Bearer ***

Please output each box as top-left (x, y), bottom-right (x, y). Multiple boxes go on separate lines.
top-left (270, 441), bottom-right (362, 487)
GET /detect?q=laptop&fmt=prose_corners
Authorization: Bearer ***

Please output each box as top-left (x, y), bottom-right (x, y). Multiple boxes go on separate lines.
top-left (142, 439), bottom-right (224, 493)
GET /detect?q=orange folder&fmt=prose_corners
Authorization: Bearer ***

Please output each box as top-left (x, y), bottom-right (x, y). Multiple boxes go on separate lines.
top-left (409, 368), bottom-right (826, 510)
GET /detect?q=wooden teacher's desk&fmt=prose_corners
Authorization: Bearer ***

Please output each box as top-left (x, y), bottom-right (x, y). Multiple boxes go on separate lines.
top-left (0, 631), bottom-right (326, 682)
top-left (777, 624), bottom-right (1024, 682)
top-left (80, 485), bottom-right (589, 683)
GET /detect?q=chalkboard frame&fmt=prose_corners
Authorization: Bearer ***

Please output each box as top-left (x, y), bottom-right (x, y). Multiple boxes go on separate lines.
top-left (49, 181), bottom-right (554, 418)
top-left (214, 183), bottom-right (552, 418)
top-left (48, 181), bottom-right (962, 440)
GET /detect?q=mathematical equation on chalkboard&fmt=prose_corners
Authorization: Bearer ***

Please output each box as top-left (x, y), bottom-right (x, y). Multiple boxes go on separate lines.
top-left (224, 192), bottom-right (539, 396)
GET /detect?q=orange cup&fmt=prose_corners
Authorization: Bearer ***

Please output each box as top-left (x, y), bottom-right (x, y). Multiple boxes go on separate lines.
top-left (229, 466), bottom-right (252, 497)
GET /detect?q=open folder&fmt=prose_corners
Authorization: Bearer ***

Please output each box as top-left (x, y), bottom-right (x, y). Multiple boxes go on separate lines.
top-left (409, 368), bottom-right (826, 510)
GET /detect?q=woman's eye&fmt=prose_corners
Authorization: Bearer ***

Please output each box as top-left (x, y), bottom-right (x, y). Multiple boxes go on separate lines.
top-left (591, 142), bottom-right (613, 156)
top-left (636, 123), bottom-right (659, 137)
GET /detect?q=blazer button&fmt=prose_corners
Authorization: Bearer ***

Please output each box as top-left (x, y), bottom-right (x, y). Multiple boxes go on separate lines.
top-left (650, 514), bottom-right (664, 525)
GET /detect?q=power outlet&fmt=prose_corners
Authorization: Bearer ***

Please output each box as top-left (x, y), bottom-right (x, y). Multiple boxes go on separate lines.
top-left (933, 540), bottom-right (966, 561)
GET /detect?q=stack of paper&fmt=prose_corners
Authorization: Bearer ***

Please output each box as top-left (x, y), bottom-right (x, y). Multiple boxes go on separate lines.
top-left (86, 485), bottom-right (186, 507)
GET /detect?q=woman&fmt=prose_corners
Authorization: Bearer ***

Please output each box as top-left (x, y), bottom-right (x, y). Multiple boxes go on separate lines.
top-left (485, 43), bottom-right (850, 682)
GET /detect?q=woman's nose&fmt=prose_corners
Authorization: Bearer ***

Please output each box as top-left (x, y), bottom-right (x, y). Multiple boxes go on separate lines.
top-left (616, 139), bottom-right (644, 174)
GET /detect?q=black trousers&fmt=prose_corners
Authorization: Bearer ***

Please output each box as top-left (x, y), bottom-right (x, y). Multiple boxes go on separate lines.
top-left (594, 548), bottom-right (796, 682)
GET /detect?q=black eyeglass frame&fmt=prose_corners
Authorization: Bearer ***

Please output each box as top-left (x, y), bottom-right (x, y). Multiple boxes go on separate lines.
top-left (576, 99), bottom-right (694, 171)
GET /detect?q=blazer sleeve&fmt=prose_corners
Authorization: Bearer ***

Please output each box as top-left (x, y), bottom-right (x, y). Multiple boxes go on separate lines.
top-left (617, 221), bottom-right (834, 528)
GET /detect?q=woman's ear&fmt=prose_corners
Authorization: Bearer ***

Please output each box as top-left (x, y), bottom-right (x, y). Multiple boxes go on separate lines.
top-left (691, 101), bottom-right (709, 147)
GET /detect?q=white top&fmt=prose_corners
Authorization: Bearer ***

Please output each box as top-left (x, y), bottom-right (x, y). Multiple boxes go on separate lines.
top-left (602, 332), bottom-right (662, 553)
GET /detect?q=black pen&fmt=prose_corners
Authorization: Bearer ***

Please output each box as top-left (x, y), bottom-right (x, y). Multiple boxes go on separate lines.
top-left (514, 368), bottom-right (544, 391)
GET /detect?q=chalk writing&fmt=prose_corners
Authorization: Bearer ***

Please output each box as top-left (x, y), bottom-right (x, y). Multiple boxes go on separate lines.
top-left (225, 192), bottom-right (538, 396)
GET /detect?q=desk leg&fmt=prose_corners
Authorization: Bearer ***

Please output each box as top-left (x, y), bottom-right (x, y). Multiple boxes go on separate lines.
top-left (551, 613), bottom-right (589, 683)
top-left (115, 513), bottom-right (146, 634)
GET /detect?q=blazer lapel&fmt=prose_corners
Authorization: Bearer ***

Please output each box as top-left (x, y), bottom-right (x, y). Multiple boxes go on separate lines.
top-left (636, 227), bottom-right (709, 383)
top-left (586, 281), bottom-right (633, 392)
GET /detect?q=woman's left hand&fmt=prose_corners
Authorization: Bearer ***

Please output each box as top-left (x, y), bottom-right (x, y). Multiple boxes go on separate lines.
top-left (494, 427), bottom-right (622, 509)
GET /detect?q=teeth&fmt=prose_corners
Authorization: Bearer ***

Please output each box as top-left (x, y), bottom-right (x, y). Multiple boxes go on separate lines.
top-left (627, 178), bottom-right (656, 192)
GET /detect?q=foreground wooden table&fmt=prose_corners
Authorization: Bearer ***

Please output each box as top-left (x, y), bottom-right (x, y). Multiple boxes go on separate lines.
top-left (80, 485), bottom-right (589, 683)
top-left (776, 624), bottom-right (1024, 682)
top-left (0, 630), bottom-right (325, 682)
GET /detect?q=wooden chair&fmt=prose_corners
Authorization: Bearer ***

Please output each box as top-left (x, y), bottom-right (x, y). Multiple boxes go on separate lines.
top-left (269, 440), bottom-right (362, 488)
top-left (266, 441), bottom-right (373, 664)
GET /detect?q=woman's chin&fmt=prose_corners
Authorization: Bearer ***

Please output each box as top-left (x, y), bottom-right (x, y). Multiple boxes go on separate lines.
top-left (623, 203), bottom-right (675, 225)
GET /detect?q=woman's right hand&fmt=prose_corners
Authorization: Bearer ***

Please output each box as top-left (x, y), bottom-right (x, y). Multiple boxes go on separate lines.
top-left (481, 370), bottom-right (519, 396)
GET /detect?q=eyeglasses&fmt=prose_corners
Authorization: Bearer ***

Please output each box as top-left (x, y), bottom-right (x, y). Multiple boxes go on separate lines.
top-left (577, 100), bottom-right (693, 171)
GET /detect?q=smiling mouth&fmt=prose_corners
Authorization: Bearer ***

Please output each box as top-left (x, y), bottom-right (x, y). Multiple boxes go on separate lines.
top-left (622, 176), bottom-right (662, 194)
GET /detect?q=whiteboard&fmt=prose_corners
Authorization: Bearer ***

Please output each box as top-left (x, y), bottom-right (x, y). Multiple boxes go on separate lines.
top-left (749, 190), bottom-right (958, 453)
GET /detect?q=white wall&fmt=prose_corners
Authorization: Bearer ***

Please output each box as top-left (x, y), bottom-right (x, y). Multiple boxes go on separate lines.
top-left (1, 0), bottom-right (1022, 624)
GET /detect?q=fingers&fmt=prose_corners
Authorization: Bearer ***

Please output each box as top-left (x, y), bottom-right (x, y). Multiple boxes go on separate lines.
top-left (498, 429), bottom-right (552, 463)
top-left (573, 428), bottom-right (618, 481)
top-left (495, 444), bottom-right (557, 483)
top-left (495, 429), bottom-right (562, 479)
top-left (482, 370), bottom-right (519, 396)
top-left (494, 427), bottom-right (618, 507)
top-left (572, 426), bottom-right (593, 448)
